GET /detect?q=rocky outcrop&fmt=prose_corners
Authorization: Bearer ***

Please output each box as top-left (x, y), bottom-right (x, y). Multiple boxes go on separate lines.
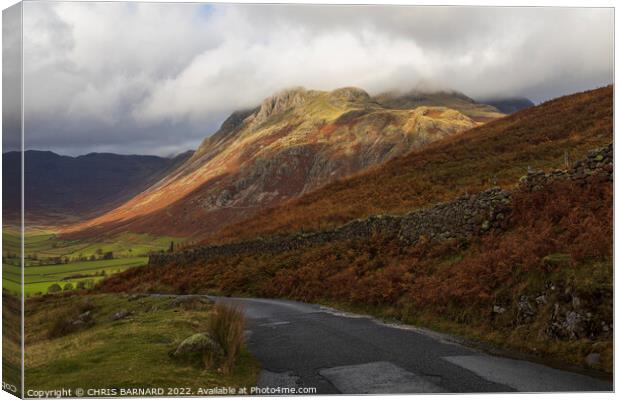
top-left (251, 87), bottom-right (311, 125)
top-left (67, 86), bottom-right (482, 239)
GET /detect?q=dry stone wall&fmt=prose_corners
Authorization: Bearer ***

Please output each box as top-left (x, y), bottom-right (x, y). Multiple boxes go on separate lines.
top-left (149, 189), bottom-right (511, 267)
top-left (149, 143), bottom-right (612, 268)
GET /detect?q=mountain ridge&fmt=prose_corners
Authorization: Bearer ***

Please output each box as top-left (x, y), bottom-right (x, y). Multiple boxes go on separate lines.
top-left (62, 86), bottom-right (503, 239)
top-left (208, 85), bottom-right (612, 243)
top-left (2, 150), bottom-right (193, 224)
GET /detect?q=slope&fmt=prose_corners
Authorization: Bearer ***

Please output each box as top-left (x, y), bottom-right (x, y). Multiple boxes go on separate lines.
top-left (2, 150), bottom-right (192, 224)
top-left (211, 85), bottom-right (612, 243)
top-left (64, 87), bottom-right (499, 238)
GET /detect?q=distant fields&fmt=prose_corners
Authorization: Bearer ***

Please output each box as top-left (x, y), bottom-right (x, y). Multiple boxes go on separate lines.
top-left (2, 228), bottom-right (181, 296)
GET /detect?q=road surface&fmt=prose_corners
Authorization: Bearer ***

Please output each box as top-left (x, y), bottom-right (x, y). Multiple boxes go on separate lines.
top-left (212, 296), bottom-right (612, 394)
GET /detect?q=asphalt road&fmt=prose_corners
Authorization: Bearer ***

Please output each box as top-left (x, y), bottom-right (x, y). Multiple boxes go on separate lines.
top-left (212, 296), bottom-right (613, 394)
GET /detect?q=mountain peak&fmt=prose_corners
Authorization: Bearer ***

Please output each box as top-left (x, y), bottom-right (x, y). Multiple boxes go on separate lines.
top-left (253, 87), bottom-right (310, 123)
top-left (330, 87), bottom-right (370, 102)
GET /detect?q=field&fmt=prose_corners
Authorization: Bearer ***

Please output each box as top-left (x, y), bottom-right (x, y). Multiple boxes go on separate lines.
top-left (25, 293), bottom-right (259, 392)
top-left (2, 229), bottom-right (181, 296)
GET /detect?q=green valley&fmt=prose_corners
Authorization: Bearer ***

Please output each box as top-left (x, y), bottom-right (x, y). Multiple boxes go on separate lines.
top-left (2, 229), bottom-right (183, 296)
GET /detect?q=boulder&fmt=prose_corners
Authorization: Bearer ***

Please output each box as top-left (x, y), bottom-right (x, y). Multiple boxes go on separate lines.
top-left (585, 353), bottom-right (601, 367)
top-left (564, 311), bottom-right (585, 339)
top-left (516, 296), bottom-right (535, 323)
top-left (173, 333), bottom-right (223, 357)
top-left (535, 295), bottom-right (547, 305)
top-left (492, 305), bottom-right (506, 314)
top-left (111, 310), bottom-right (132, 321)
top-left (78, 311), bottom-right (92, 322)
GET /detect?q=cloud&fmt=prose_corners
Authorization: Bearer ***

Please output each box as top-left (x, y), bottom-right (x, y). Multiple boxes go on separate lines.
top-left (17, 3), bottom-right (613, 156)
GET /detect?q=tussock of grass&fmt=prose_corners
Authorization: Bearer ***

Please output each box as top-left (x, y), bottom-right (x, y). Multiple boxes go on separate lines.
top-left (207, 303), bottom-right (245, 374)
top-left (46, 298), bottom-right (95, 339)
top-left (25, 294), bottom-right (259, 391)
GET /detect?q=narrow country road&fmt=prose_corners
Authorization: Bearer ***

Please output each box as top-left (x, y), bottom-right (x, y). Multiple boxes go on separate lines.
top-left (212, 296), bottom-right (612, 394)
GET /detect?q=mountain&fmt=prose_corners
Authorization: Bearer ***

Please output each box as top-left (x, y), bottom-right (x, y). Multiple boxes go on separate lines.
top-left (210, 85), bottom-right (612, 243)
top-left (2, 150), bottom-right (193, 224)
top-left (100, 87), bottom-right (613, 372)
top-left (478, 97), bottom-right (535, 114)
top-left (63, 86), bottom-right (503, 238)
top-left (374, 89), bottom-right (505, 122)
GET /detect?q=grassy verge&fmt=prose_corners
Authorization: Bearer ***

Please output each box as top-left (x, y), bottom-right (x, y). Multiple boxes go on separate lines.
top-left (24, 293), bottom-right (259, 393)
top-left (2, 292), bottom-right (22, 397)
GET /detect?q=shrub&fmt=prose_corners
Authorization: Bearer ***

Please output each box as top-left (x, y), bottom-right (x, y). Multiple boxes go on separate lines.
top-left (63, 283), bottom-right (74, 291)
top-left (47, 284), bottom-right (62, 293)
top-left (207, 303), bottom-right (245, 374)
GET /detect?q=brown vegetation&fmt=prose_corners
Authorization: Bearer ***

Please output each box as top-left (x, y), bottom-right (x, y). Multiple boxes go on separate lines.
top-left (211, 86), bottom-right (612, 243)
top-left (207, 303), bottom-right (245, 374)
top-left (96, 86), bottom-right (613, 372)
top-left (98, 170), bottom-right (613, 371)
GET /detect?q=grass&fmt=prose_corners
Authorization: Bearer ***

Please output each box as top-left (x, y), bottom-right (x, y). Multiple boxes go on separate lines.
top-left (24, 293), bottom-right (260, 392)
top-left (3, 257), bottom-right (149, 296)
top-left (207, 303), bottom-right (245, 374)
top-left (3, 292), bottom-right (22, 397)
top-left (2, 228), bottom-right (181, 296)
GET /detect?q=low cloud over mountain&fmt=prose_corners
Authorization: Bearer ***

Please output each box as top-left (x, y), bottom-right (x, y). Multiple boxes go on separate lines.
top-left (6, 3), bottom-right (613, 156)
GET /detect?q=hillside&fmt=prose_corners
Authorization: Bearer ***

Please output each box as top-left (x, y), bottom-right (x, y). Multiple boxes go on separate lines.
top-left (64, 87), bottom-right (501, 239)
top-left (2, 150), bottom-right (192, 224)
top-left (478, 97), bottom-right (535, 114)
top-left (211, 86), bottom-right (612, 243)
top-left (374, 89), bottom-right (505, 122)
top-left (100, 136), bottom-right (613, 373)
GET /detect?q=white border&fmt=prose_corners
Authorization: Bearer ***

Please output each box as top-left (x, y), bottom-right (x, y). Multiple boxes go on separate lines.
top-left (0, 2), bottom-right (616, 400)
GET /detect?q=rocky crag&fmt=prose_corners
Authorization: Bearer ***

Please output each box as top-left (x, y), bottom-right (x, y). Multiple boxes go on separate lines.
top-left (65, 87), bottom-right (501, 239)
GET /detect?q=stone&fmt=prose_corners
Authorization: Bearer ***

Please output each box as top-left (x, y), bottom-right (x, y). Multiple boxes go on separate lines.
top-left (493, 305), bottom-right (506, 314)
top-left (517, 296), bottom-right (535, 323)
top-left (79, 311), bottom-right (92, 321)
top-left (584, 353), bottom-right (601, 367)
top-left (564, 311), bottom-right (584, 339)
top-left (173, 333), bottom-right (223, 358)
top-left (111, 310), bottom-right (132, 321)
top-left (535, 295), bottom-right (547, 305)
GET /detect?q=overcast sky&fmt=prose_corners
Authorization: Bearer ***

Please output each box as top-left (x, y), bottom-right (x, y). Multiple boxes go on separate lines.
top-left (5, 2), bottom-right (614, 156)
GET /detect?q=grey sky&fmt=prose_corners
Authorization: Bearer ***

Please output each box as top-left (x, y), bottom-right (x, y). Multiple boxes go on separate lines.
top-left (6, 2), bottom-right (614, 156)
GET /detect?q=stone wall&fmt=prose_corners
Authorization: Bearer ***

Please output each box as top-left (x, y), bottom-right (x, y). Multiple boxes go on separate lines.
top-left (149, 188), bottom-right (511, 267)
top-left (149, 143), bottom-right (612, 268)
